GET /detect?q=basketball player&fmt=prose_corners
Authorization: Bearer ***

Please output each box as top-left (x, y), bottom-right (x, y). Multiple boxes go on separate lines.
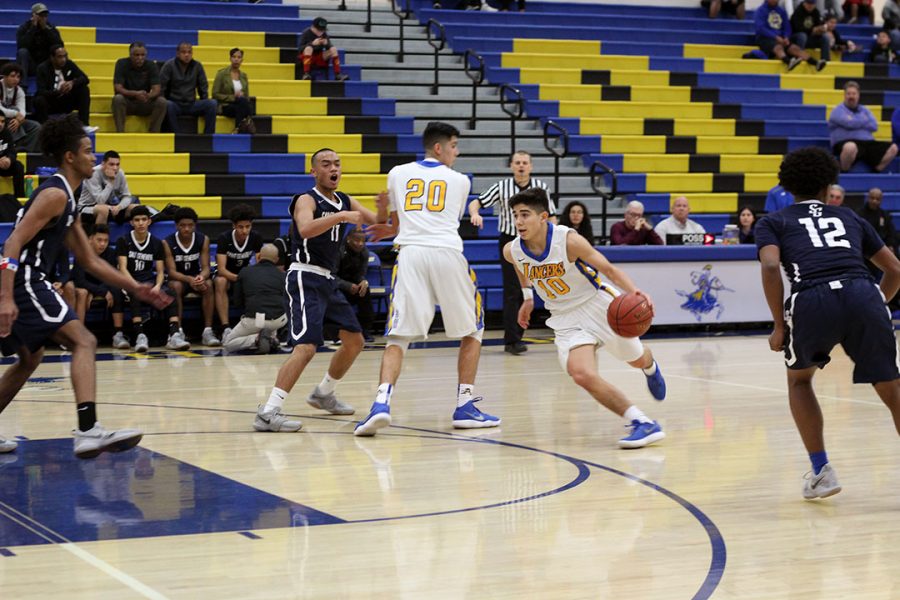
top-left (756, 146), bottom-right (900, 499)
top-left (215, 204), bottom-right (263, 339)
top-left (504, 188), bottom-right (666, 448)
top-left (355, 122), bottom-right (501, 436)
top-left (253, 148), bottom-right (388, 432)
top-left (0, 114), bottom-right (171, 457)
top-left (163, 207), bottom-right (220, 347)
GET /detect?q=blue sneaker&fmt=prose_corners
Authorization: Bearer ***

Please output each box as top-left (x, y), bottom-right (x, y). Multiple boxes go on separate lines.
top-left (354, 402), bottom-right (391, 437)
top-left (452, 398), bottom-right (501, 429)
top-left (618, 420), bottom-right (665, 449)
top-left (645, 362), bottom-right (666, 401)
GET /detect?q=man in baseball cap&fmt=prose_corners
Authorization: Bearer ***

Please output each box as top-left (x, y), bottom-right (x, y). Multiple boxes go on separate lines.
top-left (16, 3), bottom-right (62, 79)
top-left (297, 16), bottom-right (349, 81)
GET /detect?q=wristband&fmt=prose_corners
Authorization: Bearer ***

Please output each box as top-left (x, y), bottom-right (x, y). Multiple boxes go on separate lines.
top-left (522, 287), bottom-right (533, 301)
top-left (0, 257), bottom-right (19, 273)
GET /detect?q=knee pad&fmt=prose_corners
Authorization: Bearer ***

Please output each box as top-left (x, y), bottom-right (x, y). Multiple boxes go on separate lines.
top-left (385, 336), bottom-right (411, 354)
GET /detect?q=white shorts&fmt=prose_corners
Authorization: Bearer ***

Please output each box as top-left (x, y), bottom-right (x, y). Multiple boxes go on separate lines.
top-left (547, 294), bottom-right (644, 369)
top-left (386, 245), bottom-right (484, 339)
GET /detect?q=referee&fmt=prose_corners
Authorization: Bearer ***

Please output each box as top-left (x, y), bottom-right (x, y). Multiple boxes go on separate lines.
top-left (468, 150), bottom-right (557, 354)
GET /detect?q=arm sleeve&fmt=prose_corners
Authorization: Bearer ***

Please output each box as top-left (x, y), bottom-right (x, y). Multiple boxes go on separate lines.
top-left (159, 62), bottom-right (171, 97)
top-left (212, 69), bottom-right (234, 103)
top-left (115, 171), bottom-right (133, 207)
top-left (116, 237), bottom-right (128, 257)
top-left (232, 272), bottom-right (245, 307)
top-left (856, 214), bottom-right (887, 258)
top-left (647, 228), bottom-right (664, 245)
top-left (753, 215), bottom-right (781, 252)
top-left (113, 59), bottom-right (126, 86)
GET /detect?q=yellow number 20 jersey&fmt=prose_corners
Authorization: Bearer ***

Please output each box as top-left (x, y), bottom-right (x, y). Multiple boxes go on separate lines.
top-left (387, 159), bottom-right (472, 253)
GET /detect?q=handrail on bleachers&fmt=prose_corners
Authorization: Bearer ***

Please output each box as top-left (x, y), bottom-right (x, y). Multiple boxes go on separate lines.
top-left (426, 18), bottom-right (446, 95)
top-left (542, 119), bottom-right (569, 210)
top-left (499, 83), bottom-right (525, 156)
top-left (589, 160), bottom-right (617, 244)
top-left (463, 49), bottom-right (485, 130)
top-left (391, 0), bottom-right (413, 63)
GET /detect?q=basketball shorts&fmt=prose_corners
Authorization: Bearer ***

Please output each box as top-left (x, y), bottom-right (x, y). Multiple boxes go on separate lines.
top-left (1, 275), bottom-right (77, 356)
top-left (284, 269), bottom-right (361, 347)
top-left (547, 293), bottom-right (644, 369)
top-left (784, 277), bottom-right (899, 383)
top-left (386, 245), bottom-right (484, 339)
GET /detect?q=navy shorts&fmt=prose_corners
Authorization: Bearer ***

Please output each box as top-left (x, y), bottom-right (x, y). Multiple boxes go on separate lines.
top-left (284, 269), bottom-right (361, 347)
top-left (784, 277), bottom-right (899, 383)
top-left (1, 276), bottom-right (77, 357)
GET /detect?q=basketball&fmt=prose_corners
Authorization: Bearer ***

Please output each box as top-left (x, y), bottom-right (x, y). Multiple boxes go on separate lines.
top-left (607, 292), bottom-right (653, 338)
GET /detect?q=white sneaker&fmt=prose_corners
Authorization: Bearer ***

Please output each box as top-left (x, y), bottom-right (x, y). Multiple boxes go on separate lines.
top-left (803, 464), bottom-right (842, 500)
top-left (222, 327), bottom-right (233, 343)
top-left (166, 329), bottom-right (190, 351)
top-left (0, 435), bottom-right (17, 453)
top-left (73, 423), bottom-right (143, 459)
top-left (201, 327), bottom-right (221, 347)
top-left (134, 333), bottom-right (149, 353)
top-left (253, 405), bottom-right (302, 432)
top-left (112, 331), bottom-right (131, 349)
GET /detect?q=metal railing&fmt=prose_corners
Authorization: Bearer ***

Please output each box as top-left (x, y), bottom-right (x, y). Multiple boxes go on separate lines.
top-left (589, 160), bottom-right (618, 243)
top-left (339, 0), bottom-right (372, 32)
top-left (499, 84), bottom-right (525, 156)
top-left (391, 0), bottom-right (412, 62)
top-left (463, 49), bottom-right (485, 130)
top-left (542, 120), bottom-right (569, 210)
top-left (426, 19), bottom-right (446, 95)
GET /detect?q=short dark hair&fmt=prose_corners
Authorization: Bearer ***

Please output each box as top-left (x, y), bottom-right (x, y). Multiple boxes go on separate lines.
top-left (0, 63), bottom-right (24, 77)
top-left (778, 147), bottom-right (840, 199)
top-left (229, 47), bottom-right (243, 58)
top-left (39, 114), bottom-right (87, 165)
top-left (130, 205), bottom-right (151, 219)
top-left (102, 150), bottom-right (120, 162)
top-left (228, 203), bottom-right (256, 223)
top-left (176, 41), bottom-right (192, 52)
top-left (422, 121), bottom-right (460, 151)
top-left (50, 44), bottom-right (65, 57)
top-left (128, 41), bottom-right (146, 51)
top-left (174, 206), bottom-right (198, 223)
top-left (347, 227), bottom-right (366, 238)
top-left (508, 187), bottom-right (550, 214)
top-left (90, 223), bottom-right (110, 236)
top-left (311, 147), bottom-right (336, 167)
top-left (843, 80), bottom-right (860, 92)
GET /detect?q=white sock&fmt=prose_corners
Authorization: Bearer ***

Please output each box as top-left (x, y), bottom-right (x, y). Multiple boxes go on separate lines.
top-left (457, 384), bottom-right (474, 408)
top-left (624, 405), bottom-right (652, 424)
top-left (318, 373), bottom-right (339, 396)
top-left (642, 361), bottom-right (658, 376)
top-left (375, 383), bottom-right (393, 405)
top-left (264, 387), bottom-right (287, 413)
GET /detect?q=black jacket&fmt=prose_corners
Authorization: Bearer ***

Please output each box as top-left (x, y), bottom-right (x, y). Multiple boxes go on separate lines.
top-left (0, 127), bottom-right (15, 162)
top-left (233, 259), bottom-right (286, 319)
top-left (16, 20), bottom-right (63, 65)
top-left (334, 243), bottom-right (369, 293)
top-left (35, 58), bottom-right (90, 99)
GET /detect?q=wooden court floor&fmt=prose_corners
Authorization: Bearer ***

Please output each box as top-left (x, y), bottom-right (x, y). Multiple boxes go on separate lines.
top-left (0, 332), bottom-right (897, 599)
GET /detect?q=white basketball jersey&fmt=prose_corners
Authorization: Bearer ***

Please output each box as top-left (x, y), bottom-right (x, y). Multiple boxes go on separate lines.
top-left (387, 159), bottom-right (471, 253)
top-left (511, 224), bottom-right (615, 312)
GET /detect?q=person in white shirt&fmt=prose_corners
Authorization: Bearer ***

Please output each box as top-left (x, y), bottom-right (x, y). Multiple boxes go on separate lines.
top-left (355, 121), bottom-right (501, 436)
top-left (653, 196), bottom-right (706, 244)
top-left (0, 63), bottom-right (40, 152)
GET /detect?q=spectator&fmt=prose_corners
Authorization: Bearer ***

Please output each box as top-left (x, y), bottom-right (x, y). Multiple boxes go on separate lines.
top-left (162, 207), bottom-right (220, 347)
top-left (843, 0), bottom-right (873, 24)
top-left (736, 206), bottom-right (757, 244)
top-left (703, 0), bottom-right (746, 19)
top-left (79, 150), bottom-right (141, 225)
top-left (755, 0), bottom-right (821, 71)
top-left (222, 244), bottom-right (286, 353)
top-left (653, 196), bottom-right (706, 243)
top-left (34, 45), bottom-right (92, 129)
top-left (0, 114), bottom-right (25, 199)
top-left (468, 149), bottom-right (555, 355)
top-left (824, 12), bottom-right (856, 53)
top-left (867, 31), bottom-right (897, 64)
top-left (298, 17), bottom-right (349, 81)
top-left (610, 200), bottom-right (663, 245)
top-left (212, 48), bottom-right (255, 134)
top-left (885, 0), bottom-right (900, 50)
top-left (214, 203), bottom-right (263, 339)
top-left (333, 228), bottom-right (375, 342)
top-left (858, 188), bottom-right (896, 252)
top-left (1, 63), bottom-right (41, 152)
top-left (827, 183), bottom-right (845, 206)
top-left (828, 81), bottom-right (898, 172)
top-left (112, 42), bottom-right (167, 133)
top-left (15, 3), bottom-right (63, 80)
top-left (116, 205), bottom-right (187, 352)
top-left (160, 42), bottom-right (217, 135)
top-left (764, 183), bottom-right (794, 212)
top-left (559, 200), bottom-right (595, 242)
top-left (791, 0), bottom-right (831, 69)
top-left (71, 224), bottom-right (129, 348)
top-left (798, 1), bottom-right (843, 21)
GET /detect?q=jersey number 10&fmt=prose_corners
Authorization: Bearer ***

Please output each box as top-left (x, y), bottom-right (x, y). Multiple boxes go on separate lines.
top-left (404, 179), bottom-right (446, 212)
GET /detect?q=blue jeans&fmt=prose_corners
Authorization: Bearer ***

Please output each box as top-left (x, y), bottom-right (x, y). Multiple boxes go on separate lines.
top-left (166, 99), bottom-right (217, 134)
top-left (791, 32), bottom-right (830, 62)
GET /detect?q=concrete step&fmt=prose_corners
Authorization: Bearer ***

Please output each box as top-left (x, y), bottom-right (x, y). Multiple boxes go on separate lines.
top-left (411, 118), bottom-right (537, 135)
top-left (334, 37), bottom-right (453, 54)
top-left (455, 156), bottom-right (588, 173)
top-left (297, 6), bottom-right (403, 26)
top-left (362, 68), bottom-right (474, 85)
top-left (471, 174), bottom-right (599, 194)
top-left (377, 84), bottom-right (501, 100)
top-left (395, 100), bottom-right (510, 119)
top-left (327, 23), bottom-right (429, 39)
top-left (346, 52), bottom-right (467, 69)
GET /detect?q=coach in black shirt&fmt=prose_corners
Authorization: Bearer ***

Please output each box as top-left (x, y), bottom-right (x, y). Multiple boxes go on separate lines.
top-left (223, 244), bottom-right (287, 353)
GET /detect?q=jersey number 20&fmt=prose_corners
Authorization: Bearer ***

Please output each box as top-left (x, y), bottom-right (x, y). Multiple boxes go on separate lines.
top-left (404, 179), bottom-right (446, 212)
top-left (797, 217), bottom-right (850, 249)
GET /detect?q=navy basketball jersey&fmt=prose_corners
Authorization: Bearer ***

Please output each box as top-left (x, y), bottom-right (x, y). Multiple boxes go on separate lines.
top-left (15, 173), bottom-right (77, 282)
top-left (216, 229), bottom-right (263, 275)
top-left (165, 231), bottom-right (206, 277)
top-left (116, 232), bottom-right (165, 283)
top-left (755, 200), bottom-right (884, 292)
top-left (289, 188), bottom-right (351, 272)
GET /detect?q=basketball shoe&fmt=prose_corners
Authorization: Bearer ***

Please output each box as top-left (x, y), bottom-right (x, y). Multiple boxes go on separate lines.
top-left (452, 398), bottom-right (501, 429)
top-left (73, 423), bottom-right (143, 459)
top-left (307, 388), bottom-right (355, 415)
top-left (803, 464), bottom-right (842, 500)
top-left (112, 331), bottom-right (130, 350)
top-left (134, 333), bottom-right (149, 353)
top-left (645, 362), bottom-right (666, 401)
top-left (618, 420), bottom-right (665, 449)
top-left (354, 402), bottom-right (391, 436)
top-left (253, 405), bottom-right (302, 432)
top-left (0, 435), bottom-right (18, 453)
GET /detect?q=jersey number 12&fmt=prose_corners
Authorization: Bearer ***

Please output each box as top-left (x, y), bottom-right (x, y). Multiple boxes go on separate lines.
top-left (797, 217), bottom-right (850, 249)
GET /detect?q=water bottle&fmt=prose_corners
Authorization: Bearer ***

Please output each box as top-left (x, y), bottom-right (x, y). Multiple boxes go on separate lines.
top-left (23, 174), bottom-right (38, 197)
top-left (722, 224), bottom-right (739, 245)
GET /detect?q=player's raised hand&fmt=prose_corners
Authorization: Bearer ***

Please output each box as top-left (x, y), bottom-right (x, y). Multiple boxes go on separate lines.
top-left (133, 284), bottom-right (174, 310)
top-left (0, 297), bottom-right (19, 338)
top-left (375, 191), bottom-right (390, 211)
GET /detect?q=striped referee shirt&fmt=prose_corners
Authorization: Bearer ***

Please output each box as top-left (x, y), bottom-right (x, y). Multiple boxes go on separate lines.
top-left (476, 177), bottom-right (556, 237)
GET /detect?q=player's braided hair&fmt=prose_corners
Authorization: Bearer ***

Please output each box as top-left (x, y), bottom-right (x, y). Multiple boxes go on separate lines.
top-left (778, 147), bottom-right (839, 200)
top-left (39, 113), bottom-right (87, 165)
